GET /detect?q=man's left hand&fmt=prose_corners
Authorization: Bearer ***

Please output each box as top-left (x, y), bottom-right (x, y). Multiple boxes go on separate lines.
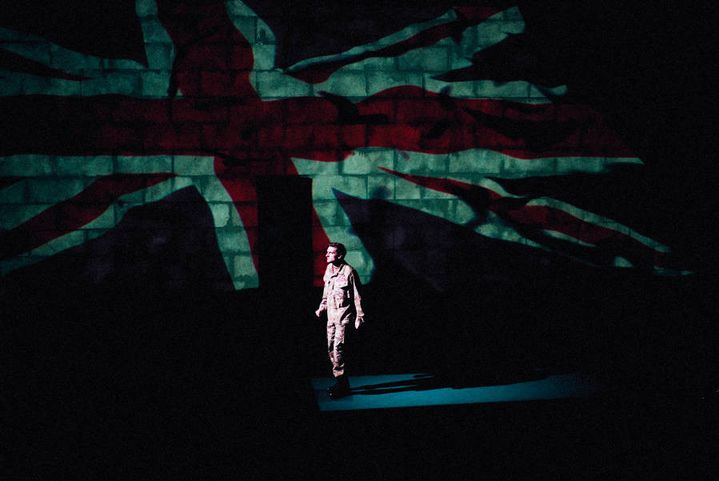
top-left (355, 316), bottom-right (364, 329)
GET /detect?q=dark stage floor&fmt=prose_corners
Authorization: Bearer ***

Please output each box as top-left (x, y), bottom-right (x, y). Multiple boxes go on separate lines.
top-left (2, 285), bottom-right (718, 480)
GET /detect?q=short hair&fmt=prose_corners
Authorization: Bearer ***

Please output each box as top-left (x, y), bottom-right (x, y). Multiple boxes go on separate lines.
top-left (328, 242), bottom-right (347, 258)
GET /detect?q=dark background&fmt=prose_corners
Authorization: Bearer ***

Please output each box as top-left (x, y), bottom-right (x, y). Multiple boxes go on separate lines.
top-left (1, 1), bottom-right (718, 479)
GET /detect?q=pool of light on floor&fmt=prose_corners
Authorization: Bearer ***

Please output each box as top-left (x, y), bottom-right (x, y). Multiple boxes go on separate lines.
top-left (312, 372), bottom-right (601, 411)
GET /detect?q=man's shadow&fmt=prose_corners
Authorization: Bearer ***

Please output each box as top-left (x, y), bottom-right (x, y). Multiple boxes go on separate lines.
top-left (350, 367), bottom-right (551, 396)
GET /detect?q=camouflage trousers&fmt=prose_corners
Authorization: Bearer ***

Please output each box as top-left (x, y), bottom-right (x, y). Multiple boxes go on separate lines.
top-left (326, 319), bottom-right (350, 377)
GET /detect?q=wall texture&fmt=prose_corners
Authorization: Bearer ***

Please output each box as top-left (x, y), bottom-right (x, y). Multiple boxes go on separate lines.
top-left (0, 0), bottom-right (699, 291)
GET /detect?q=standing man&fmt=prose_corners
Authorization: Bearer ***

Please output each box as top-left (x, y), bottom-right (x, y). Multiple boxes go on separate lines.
top-left (315, 242), bottom-right (365, 399)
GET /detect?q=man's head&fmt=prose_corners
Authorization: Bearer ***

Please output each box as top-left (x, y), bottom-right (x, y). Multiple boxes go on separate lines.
top-left (325, 242), bottom-right (346, 265)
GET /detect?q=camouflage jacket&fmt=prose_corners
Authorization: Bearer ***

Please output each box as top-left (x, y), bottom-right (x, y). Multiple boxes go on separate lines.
top-left (317, 262), bottom-right (365, 324)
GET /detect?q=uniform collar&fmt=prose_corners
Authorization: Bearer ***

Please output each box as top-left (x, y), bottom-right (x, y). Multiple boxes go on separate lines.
top-left (327, 261), bottom-right (347, 277)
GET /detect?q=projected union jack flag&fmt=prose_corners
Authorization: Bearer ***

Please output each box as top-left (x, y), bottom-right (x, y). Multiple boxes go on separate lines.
top-left (0, 0), bottom-right (689, 291)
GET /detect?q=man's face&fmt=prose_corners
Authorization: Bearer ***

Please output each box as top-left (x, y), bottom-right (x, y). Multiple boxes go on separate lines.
top-left (325, 246), bottom-right (342, 264)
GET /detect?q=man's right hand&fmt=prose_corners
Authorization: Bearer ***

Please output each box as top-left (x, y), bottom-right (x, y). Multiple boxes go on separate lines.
top-left (314, 309), bottom-right (322, 318)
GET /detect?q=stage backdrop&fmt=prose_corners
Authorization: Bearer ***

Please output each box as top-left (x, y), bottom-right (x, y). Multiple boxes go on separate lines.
top-left (0, 0), bottom-right (709, 292)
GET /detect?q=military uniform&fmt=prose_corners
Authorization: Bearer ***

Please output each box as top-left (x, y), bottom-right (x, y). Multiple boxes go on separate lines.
top-left (316, 261), bottom-right (364, 379)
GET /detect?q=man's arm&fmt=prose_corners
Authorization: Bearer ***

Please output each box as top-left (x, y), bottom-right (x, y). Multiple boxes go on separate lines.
top-left (315, 297), bottom-right (327, 317)
top-left (351, 270), bottom-right (365, 328)
top-left (315, 277), bottom-right (329, 317)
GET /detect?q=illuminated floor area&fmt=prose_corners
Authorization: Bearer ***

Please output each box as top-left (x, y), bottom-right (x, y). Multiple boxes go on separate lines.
top-left (312, 371), bottom-right (602, 411)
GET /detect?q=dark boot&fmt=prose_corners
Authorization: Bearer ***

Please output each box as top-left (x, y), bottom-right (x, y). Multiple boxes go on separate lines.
top-left (328, 375), bottom-right (351, 399)
top-left (326, 376), bottom-right (339, 393)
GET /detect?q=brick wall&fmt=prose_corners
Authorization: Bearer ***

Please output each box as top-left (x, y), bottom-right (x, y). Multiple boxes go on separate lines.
top-left (1, 0), bottom-right (679, 290)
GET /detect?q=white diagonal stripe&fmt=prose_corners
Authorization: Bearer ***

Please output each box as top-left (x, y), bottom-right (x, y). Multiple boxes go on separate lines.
top-left (1, 154), bottom-right (258, 288)
top-left (0, 0), bottom-right (174, 97)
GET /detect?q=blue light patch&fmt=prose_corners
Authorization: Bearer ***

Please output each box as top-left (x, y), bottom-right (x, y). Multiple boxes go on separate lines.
top-left (312, 372), bottom-right (601, 411)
